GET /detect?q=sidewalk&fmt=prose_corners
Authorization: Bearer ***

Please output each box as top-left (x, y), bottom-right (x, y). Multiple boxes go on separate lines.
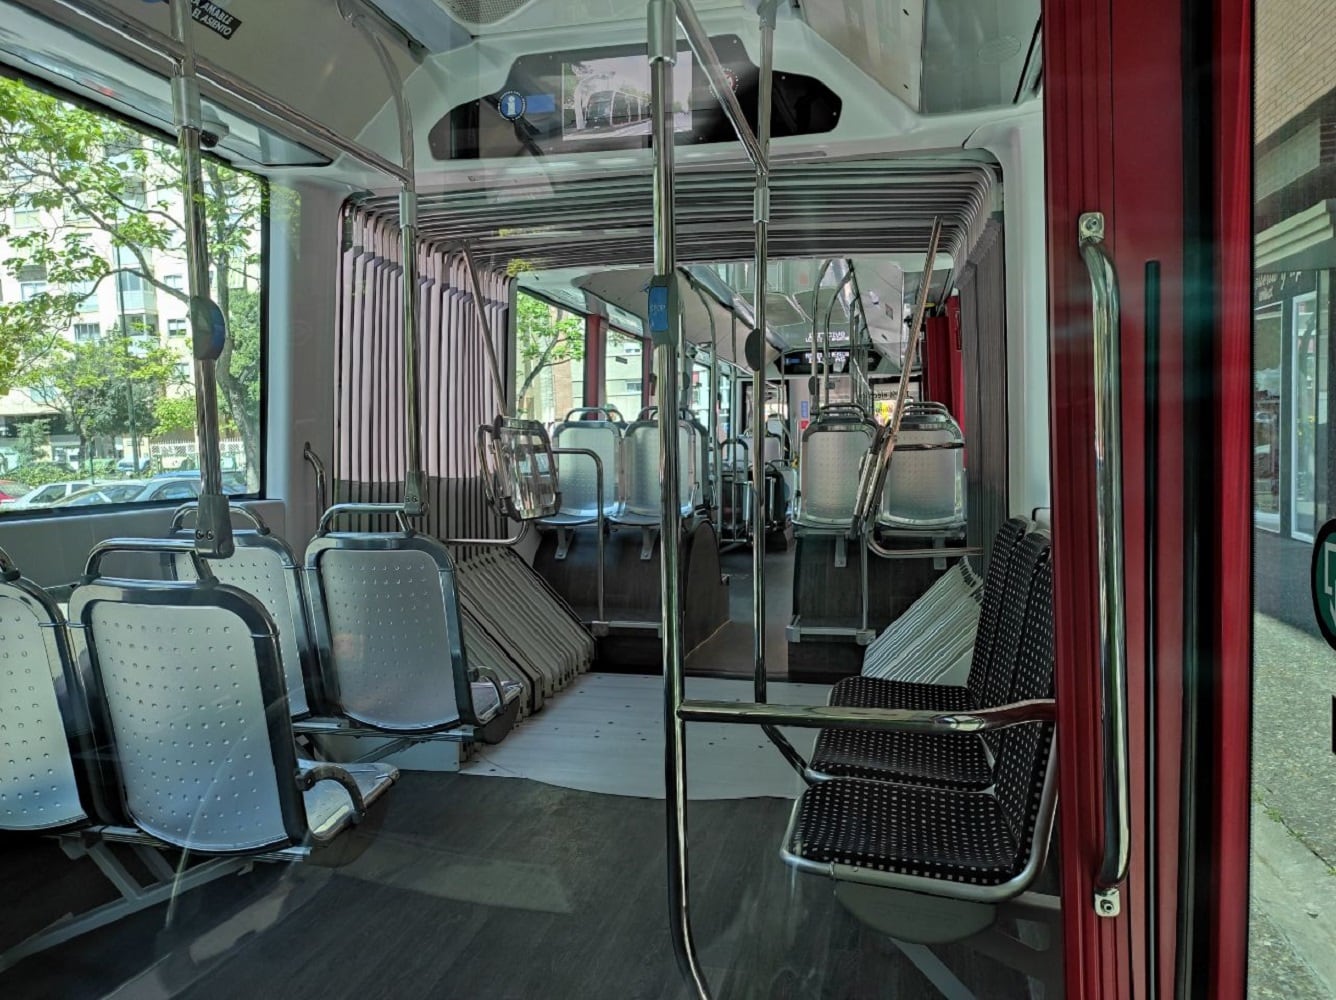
top-left (1249, 613), bottom-right (1336, 998)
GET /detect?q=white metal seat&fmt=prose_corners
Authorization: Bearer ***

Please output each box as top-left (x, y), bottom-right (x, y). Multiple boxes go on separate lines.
top-left (69, 540), bottom-right (399, 854)
top-left (303, 504), bottom-right (523, 739)
top-left (611, 418), bottom-right (696, 527)
top-left (0, 540), bottom-right (400, 975)
top-left (544, 416), bottom-right (623, 525)
top-left (878, 409), bottom-right (966, 532)
top-left (793, 414), bottom-right (877, 530)
top-left (0, 546), bottom-right (88, 833)
top-left (167, 503), bottom-right (319, 718)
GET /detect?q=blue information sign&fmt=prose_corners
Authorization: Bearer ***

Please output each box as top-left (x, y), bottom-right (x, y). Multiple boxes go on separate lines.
top-left (648, 283), bottom-right (670, 334)
top-left (498, 91), bottom-right (526, 121)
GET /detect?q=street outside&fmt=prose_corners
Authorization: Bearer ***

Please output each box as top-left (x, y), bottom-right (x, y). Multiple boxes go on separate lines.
top-left (1248, 613), bottom-right (1336, 998)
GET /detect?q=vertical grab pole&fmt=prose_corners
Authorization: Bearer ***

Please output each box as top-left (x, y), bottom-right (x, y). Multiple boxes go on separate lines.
top-left (649, 3), bottom-right (710, 997)
top-left (340, 0), bottom-right (425, 515)
top-left (169, 0), bottom-right (232, 559)
top-left (751, 0), bottom-right (777, 704)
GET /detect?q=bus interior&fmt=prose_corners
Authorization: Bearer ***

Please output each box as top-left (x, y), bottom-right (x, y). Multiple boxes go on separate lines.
top-left (0, 0), bottom-right (1285, 998)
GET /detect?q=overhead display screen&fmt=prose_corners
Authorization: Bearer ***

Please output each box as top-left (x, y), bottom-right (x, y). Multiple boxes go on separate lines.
top-left (562, 52), bottom-right (694, 142)
top-left (433, 35), bottom-right (841, 161)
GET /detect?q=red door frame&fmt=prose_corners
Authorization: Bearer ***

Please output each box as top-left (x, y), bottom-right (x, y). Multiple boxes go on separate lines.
top-left (1042, 2), bottom-right (1252, 996)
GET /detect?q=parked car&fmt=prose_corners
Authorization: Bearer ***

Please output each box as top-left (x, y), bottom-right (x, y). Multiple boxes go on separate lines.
top-left (50, 481), bottom-right (161, 507)
top-left (150, 470), bottom-right (251, 494)
top-left (0, 480), bottom-right (94, 509)
top-left (50, 478), bottom-right (204, 507)
top-left (115, 456), bottom-right (152, 474)
top-left (0, 480), bottom-right (24, 503)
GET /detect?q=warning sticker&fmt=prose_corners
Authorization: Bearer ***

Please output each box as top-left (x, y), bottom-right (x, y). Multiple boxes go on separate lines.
top-left (192, 0), bottom-right (242, 40)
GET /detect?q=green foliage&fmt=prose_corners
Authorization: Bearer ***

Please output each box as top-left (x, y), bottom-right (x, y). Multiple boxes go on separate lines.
top-left (0, 75), bottom-right (264, 477)
top-left (153, 394), bottom-right (197, 436)
top-left (15, 419), bottom-right (49, 465)
top-left (37, 333), bottom-right (179, 471)
top-left (515, 293), bottom-right (585, 406)
top-left (7, 461), bottom-right (75, 487)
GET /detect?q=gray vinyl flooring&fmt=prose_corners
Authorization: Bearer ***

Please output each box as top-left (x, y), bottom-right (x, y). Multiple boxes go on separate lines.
top-left (2, 773), bottom-right (1031, 999)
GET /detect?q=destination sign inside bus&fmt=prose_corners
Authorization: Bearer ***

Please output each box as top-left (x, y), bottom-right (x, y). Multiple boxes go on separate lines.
top-left (435, 35), bottom-right (841, 160)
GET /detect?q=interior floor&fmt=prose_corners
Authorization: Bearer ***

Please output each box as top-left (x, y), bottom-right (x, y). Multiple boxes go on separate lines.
top-left (461, 674), bottom-right (825, 799)
top-left (686, 545), bottom-right (794, 678)
top-left (1, 771), bottom-right (1031, 999)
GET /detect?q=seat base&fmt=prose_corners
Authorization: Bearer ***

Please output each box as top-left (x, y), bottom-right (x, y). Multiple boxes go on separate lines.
top-left (810, 728), bottom-right (992, 789)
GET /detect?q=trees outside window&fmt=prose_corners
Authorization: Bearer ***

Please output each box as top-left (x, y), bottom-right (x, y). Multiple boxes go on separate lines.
top-left (0, 75), bottom-right (265, 492)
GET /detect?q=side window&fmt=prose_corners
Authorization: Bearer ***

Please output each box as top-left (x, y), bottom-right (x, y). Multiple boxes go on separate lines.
top-left (0, 76), bottom-right (265, 514)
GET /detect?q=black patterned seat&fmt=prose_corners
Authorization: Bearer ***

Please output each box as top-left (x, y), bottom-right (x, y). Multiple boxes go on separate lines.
top-left (786, 557), bottom-right (1057, 897)
top-left (811, 522), bottom-right (1048, 790)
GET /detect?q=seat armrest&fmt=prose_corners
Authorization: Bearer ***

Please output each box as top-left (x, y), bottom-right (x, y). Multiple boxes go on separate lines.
top-left (296, 764), bottom-right (367, 827)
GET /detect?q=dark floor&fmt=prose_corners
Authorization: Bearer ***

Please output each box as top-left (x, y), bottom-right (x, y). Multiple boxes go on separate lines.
top-left (3, 773), bottom-right (1032, 999)
top-left (686, 547), bottom-right (794, 678)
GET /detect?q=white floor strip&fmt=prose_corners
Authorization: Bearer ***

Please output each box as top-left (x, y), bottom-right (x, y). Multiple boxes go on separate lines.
top-left (461, 673), bottom-right (829, 800)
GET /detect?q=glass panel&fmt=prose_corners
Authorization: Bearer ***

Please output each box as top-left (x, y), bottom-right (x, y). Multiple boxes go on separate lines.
top-left (0, 74), bottom-right (264, 506)
top-left (514, 292), bottom-right (584, 424)
top-left (1251, 5), bottom-right (1336, 997)
top-left (0, 5), bottom-right (1049, 999)
top-left (604, 327), bottom-right (644, 421)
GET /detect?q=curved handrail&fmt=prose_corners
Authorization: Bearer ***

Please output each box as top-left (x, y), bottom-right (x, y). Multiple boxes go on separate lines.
top-left (303, 442), bottom-right (328, 517)
top-left (83, 537), bottom-right (214, 583)
top-left (563, 406), bottom-right (623, 424)
top-left (316, 503), bottom-right (412, 536)
top-left (1080, 210), bottom-right (1131, 912)
top-left (170, 501), bottom-right (271, 535)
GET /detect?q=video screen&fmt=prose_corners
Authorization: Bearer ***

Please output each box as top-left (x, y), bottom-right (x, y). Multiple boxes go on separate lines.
top-left (560, 53), bottom-right (694, 141)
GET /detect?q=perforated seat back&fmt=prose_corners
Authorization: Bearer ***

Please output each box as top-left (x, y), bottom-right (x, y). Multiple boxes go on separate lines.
top-left (960, 518), bottom-right (1029, 697)
top-left (620, 420), bottom-right (694, 517)
top-left (880, 416), bottom-right (965, 528)
top-left (0, 557), bottom-right (87, 831)
top-left (305, 536), bottom-right (463, 732)
top-left (69, 580), bottom-right (304, 852)
top-left (171, 532), bottom-right (313, 717)
top-left (795, 420), bottom-right (875, 526)
top-left (552, 421), bottom-right (622, 514)
top-left (994, 555), bottom-right (1056, 849)
top-left (975, 531), bottom-right (1051, 710)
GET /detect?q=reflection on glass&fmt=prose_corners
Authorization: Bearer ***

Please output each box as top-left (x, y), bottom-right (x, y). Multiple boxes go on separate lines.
top-left (1253, 304), bottom-right (1283, 527)
top-left (1251, 3), bottom-right (1336, 996)
top-left (603, 327), bottom-right (643, 420)
top-left (515, 293), bottom-right (584, 424)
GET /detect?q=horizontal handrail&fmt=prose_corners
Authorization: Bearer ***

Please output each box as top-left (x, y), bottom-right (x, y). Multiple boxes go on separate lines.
top-left (316, 503), bottom-right (412, 536)
top-left (677, 698), bottom-right (1055, 733)
top-left (171, 502), bottom-right (271, 535)
top-left (83, 537), bottom-right (213, 581)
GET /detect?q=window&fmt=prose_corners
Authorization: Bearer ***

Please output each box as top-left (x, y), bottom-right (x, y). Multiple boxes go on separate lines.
top-left (70, 278), bottom-right (99, 312)
top-left (0, 76), bottom-right (265, 515)
top-left (12, 199), bottom-right (41, 229)
top-left (515, 292), bottom-right (584, 424)
top-left (604, 328), bottom-right (644, 421)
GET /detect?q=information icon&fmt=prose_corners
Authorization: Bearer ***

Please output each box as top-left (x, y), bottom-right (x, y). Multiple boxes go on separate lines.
top-left (498, 91), bottom-right (526, 121)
